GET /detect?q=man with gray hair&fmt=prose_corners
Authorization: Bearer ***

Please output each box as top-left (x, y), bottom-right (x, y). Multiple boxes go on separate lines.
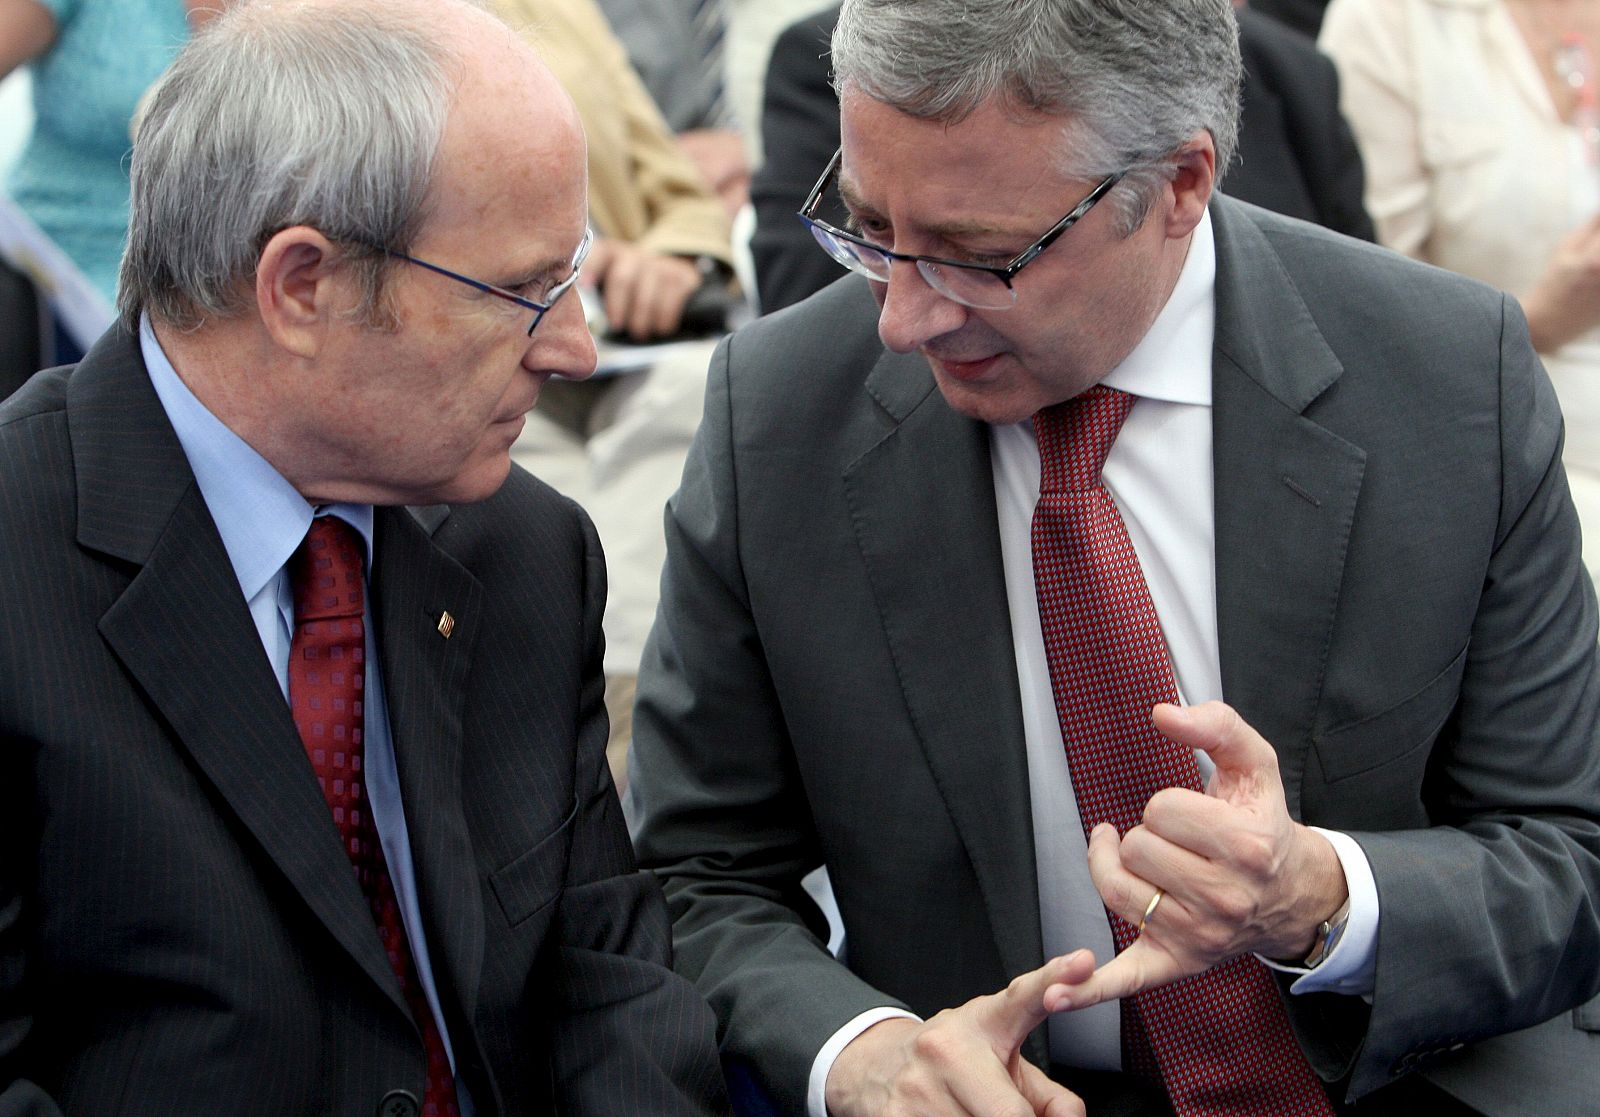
top-left (0, 1), bottom-right (728, 1114)
top-left (629, 0), bottom-right (1600, 1114)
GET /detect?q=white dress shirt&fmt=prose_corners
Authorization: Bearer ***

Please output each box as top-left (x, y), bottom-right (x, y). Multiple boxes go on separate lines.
top-left (808, 213), bottom-right (1378, 1115)
top-left (141, 317), bottom-right (476, 1115)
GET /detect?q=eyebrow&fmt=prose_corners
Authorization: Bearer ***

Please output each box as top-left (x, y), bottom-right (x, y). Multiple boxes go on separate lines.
top-left (836, 175), bottom-right (1029, 244)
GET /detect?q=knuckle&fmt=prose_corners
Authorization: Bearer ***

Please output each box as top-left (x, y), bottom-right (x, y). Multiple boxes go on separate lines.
top-left (1223, 830), bottom-right (1272, 873)
top-left (1121, 824), bottom-right (1156, 864)
top-left (1143, 788), bottom-right (1181, 824)
top-left (1103, 876), bottom-right (1136, 912)
top-left (909, 1022), bottom-right (959, 1065)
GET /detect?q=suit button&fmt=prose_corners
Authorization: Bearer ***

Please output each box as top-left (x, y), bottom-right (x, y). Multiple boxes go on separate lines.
top-left (377, 1090), bottom-right (419, 1117)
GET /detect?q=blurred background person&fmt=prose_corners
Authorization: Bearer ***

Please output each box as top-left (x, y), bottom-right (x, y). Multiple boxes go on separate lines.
top-left (0, 0), bottom-right (211, 392)
top-left (497, 0), bottom-right (737, 791)
top-left (595, 0), bottom-right (750, 217)
top-left (1322, 0), bottom-right (1600, 583)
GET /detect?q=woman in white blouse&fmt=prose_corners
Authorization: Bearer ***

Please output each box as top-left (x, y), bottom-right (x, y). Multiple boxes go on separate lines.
top-left (1322, 0), bottom-right (1600, 581)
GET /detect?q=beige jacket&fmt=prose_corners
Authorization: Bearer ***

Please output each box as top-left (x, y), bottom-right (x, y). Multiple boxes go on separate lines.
top-left (496, 0), bottom-right (732, 265)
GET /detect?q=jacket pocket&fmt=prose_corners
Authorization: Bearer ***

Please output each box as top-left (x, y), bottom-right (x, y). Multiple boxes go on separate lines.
top-left (488, 796), bottom-right (579, 928)
top-left (1313, 644), bottom-right (1468, 783)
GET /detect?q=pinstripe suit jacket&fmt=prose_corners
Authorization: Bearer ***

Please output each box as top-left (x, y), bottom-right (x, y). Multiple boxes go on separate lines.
top-left (0, 327), bottom-right (728, 1117)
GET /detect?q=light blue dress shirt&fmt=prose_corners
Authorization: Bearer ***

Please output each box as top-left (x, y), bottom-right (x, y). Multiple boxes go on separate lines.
top-left (140, 317), bottom-right (475, 1113)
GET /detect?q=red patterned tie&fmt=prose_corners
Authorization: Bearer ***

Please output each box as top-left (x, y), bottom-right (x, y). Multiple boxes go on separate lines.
top-left (289, 516), bottom-right (461, 1117)
top-left (1031, 387), bottom-right (1334, 1116)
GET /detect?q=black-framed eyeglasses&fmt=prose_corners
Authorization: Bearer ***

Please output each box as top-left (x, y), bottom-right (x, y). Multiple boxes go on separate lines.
top-left (374, 227), bottom-right (593, 336)
top-left (797, 148), bottom-right (1122, 310)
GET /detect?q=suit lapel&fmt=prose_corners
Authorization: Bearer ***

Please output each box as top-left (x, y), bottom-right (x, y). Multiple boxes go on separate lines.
top-left (78, 330), bottom-right (409, 1016)
top-left (370, 504), bottom-right (486, 1026)
top-left (843, 350), bottom-right (1046, 993)
top-left (1209, 200), bottom-right (1367, 814)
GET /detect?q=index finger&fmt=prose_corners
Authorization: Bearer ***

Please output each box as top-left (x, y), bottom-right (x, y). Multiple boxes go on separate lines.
top-left (974, 950), bottom-right (1096, 1053)
top-left (1152, 701), bottom-right (1279, 794)
top-left (1042, 938), bottom-right (1182, 1014)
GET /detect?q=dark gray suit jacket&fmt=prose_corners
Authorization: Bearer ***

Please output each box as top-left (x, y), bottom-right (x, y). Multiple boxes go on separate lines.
top-left (0, 328), bottom-right (728, 1116)
top-left (631, 196), bottom-right (1600, 1115)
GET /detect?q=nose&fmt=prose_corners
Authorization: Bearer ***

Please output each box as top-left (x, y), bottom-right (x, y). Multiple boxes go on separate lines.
top-left (874, 259), bottom-right (969, 355)
top-left (524, 288), bottom-right (597, 382)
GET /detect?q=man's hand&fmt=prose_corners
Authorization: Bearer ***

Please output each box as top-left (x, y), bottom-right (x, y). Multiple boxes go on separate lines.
top-left (825, 953), bottom-right (1091, 1117)
top-left (583, 238), bottom-right (701, 342)
top-left (1044, 702), bottom-right (1348, 1014)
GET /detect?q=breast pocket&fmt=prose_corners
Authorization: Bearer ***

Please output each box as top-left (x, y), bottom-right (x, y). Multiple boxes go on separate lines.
top-left (1307, 646), bottom-right (1468, 827)
top-left (1576, 992), bottom-right (1600, 1032)
top-left (488, 797), bottom-right (579, 929)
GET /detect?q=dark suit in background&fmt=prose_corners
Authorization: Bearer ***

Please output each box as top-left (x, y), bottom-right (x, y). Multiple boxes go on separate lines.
top-left (1251, 0), bottom-right (1330, 39)
top-left (1228, 6), bottom-right (1373, 241)
top-left (749, 4), bottom-right (1373, 314)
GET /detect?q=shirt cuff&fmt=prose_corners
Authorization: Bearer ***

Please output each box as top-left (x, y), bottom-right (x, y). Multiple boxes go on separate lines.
top-left (807, 1007), bottom-right (922, 1117)
top-left (1256, 826), bottom-right (1379, 997)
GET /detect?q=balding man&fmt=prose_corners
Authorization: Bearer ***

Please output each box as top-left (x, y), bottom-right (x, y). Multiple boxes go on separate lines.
top-left (0, 1), bottom-right (727, 1114)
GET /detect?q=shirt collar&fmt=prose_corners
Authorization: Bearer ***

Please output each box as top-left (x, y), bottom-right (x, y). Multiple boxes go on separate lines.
top-left (140, 314), bottom-right (375, 599)
top-left (1097, 207), bottom-right (1216, 407)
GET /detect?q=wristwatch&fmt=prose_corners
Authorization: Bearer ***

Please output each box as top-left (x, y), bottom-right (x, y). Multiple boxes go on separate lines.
top-left (1302, 896), bottom-right (1352, 969)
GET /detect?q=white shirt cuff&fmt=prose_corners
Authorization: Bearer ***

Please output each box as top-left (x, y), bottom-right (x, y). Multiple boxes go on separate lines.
top-left (1256, 826), bottom-right (1378, 997)
top-left (807, 1007), bottom-right (921, 1117)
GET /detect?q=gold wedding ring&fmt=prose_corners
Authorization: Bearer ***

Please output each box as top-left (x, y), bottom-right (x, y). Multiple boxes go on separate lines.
top-left (1137, 888), bottom-right (1164, 936)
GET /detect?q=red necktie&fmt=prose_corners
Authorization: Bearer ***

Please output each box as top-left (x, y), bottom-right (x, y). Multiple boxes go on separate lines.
top-left (289, 516), bottom-right (461, 1117)
top-left (1031, 387), bottom-right (1334, 1116)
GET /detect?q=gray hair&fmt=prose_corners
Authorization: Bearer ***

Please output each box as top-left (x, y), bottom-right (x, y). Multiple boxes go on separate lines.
top-left (831, 0), bottom-right (1241, 235)
top-left (118, 0), bottom-right (461, 332)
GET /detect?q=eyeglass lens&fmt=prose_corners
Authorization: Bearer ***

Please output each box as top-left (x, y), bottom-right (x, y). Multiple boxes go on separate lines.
top-left (807, 222), bottom-right (1016, 310)
top-left (805, 176), bottom-right (1017, 310)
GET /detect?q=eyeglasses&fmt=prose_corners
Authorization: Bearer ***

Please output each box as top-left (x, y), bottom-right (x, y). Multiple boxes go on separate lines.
top-left (375, 227), bottom-right (593, 336)
top-left (797, 148), bottom-right (1122, 310)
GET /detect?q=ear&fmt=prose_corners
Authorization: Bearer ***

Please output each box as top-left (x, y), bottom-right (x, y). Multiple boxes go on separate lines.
top-left (1163, 131), bottom-right (1216, 239)
top-left (254, 227), bottom-right (355, 359)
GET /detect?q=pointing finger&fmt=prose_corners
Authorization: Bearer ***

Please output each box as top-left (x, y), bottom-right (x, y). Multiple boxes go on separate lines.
top-left (1043, 937), bottom-right (1180, 1013)
top-left (975, 950), bottom-right (1096, 1053)
top-left (1152, 701), bottom-right (1280, 798)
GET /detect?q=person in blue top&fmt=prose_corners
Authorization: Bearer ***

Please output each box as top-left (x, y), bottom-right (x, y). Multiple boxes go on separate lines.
top-left (1, 0), bottom-right (203, 302)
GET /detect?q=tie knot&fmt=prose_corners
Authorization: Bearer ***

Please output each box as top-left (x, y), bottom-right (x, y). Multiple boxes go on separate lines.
top-left (1034, 385), bottom-right (1136, 492)
top-left (290, 516), bottom-right (366, 622)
